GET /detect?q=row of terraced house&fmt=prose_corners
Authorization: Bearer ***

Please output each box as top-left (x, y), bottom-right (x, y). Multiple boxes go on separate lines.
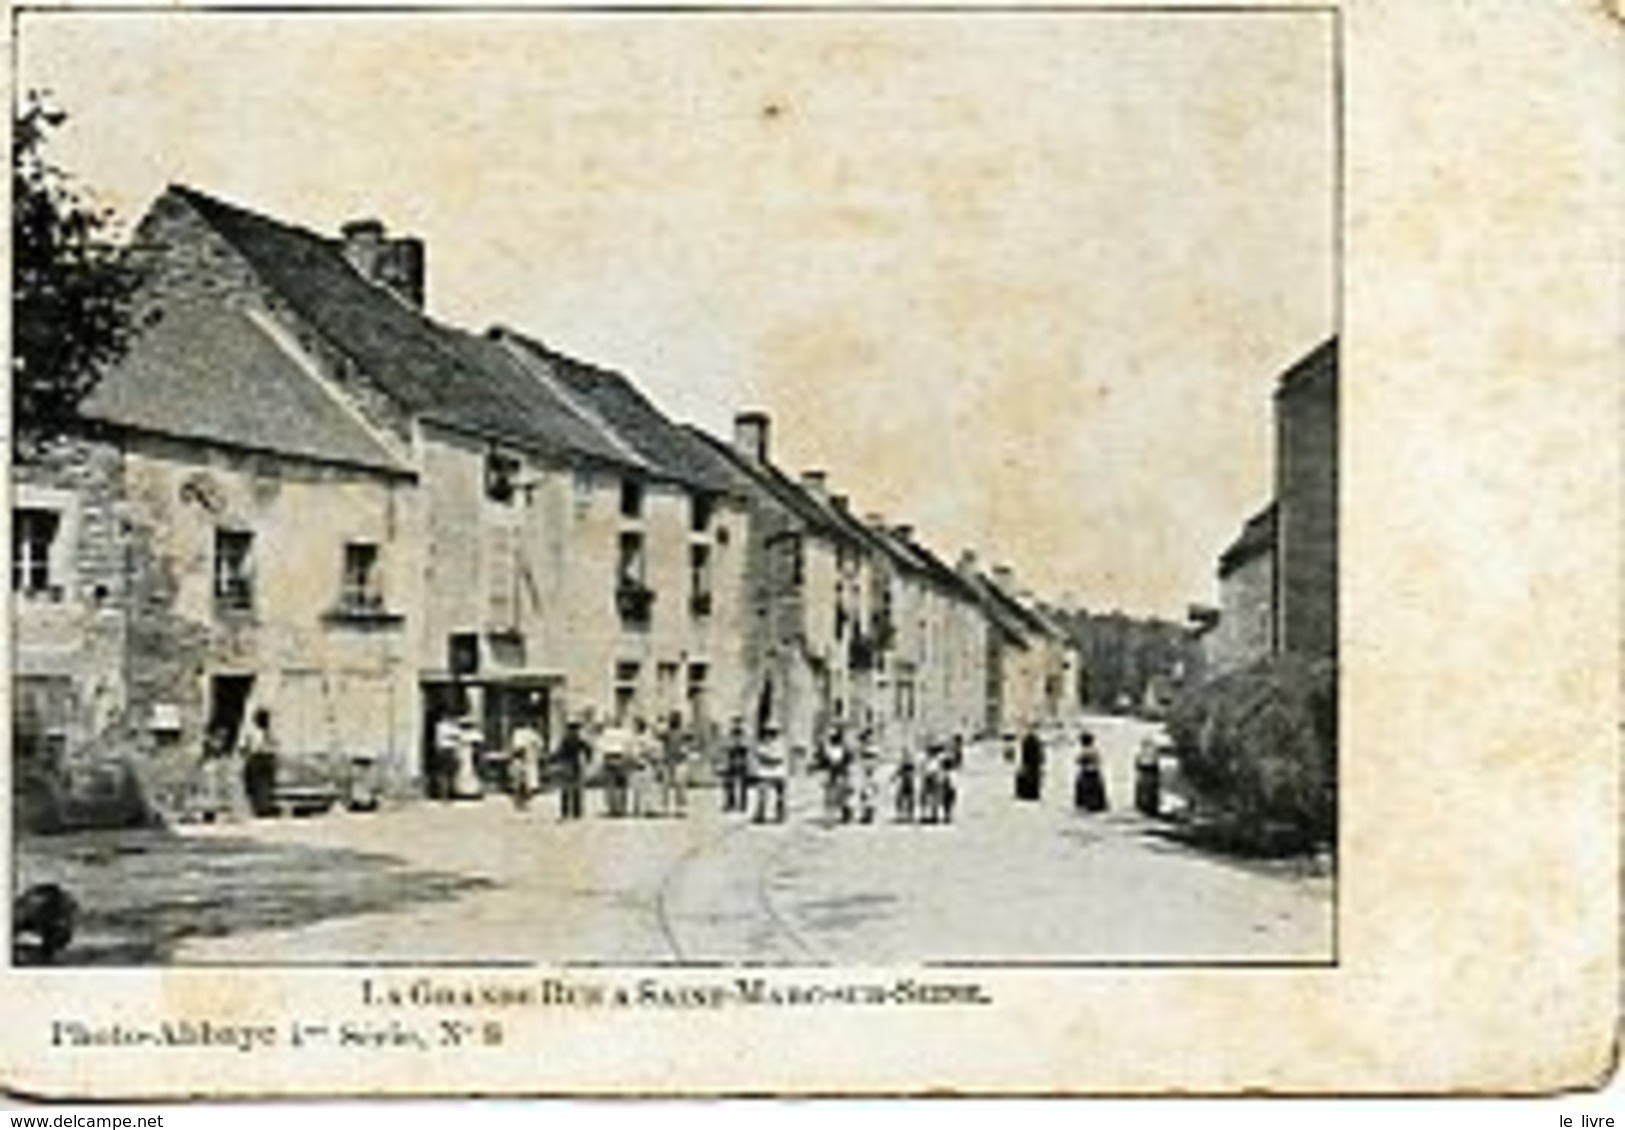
top-left (13, 186), bottom-right (1084, 819)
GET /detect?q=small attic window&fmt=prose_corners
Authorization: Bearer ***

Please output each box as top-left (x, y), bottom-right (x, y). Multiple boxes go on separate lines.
top-left (486, 451), bottom-right (521, 504)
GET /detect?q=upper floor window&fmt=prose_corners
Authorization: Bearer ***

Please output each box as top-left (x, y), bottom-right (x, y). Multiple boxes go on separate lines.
top-left (618, 531), bottom-right (646, 586)
top-left (779, 533), bottom-right (805, 590)
top-left (620, 477), bottom-right (645, 519)
top-left (485, 451), bottom-right (521, 505)
top-left (690, 493), bottom-right (715, 533)
top-left (341, 542), bottom-right (383, 610)
top-left (214, 528), bottom-right (255, 612)
top-left (689, 544), bottom-right (713, 617)
top-left (12, 508), bottom-right (60, 597)
top-left (617, 532), bottom-right (653, 626)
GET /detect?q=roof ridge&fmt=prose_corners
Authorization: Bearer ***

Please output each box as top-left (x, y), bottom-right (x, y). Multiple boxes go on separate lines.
top-left (490, 331), bottom-right (650, 470)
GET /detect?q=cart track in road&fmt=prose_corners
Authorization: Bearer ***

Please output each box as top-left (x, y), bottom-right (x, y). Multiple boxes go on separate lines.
top-left (749, 826), bottom-right (823, 963)
top-left (653, 802), bottom-right (823, 964)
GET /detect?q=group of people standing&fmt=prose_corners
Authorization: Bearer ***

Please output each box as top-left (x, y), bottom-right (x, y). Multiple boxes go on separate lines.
top-left (486, 714), bottom-right (974, 829)
top-left (433, 713), bottom-right (700, 822)
top-left (588, 717), bottom-right (695, 820)
top-left (887, 738), bottom-right (962, 825)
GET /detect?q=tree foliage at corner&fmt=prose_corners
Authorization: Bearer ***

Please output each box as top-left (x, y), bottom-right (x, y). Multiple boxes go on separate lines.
top-left (13, 92), bottom-right (142, 450)
top-left (1167, 653), bottom-right (1337, 857)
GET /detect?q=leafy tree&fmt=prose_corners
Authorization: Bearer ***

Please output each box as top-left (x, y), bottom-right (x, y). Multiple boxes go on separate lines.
top-left (12, 92), bottom-right (141, 452)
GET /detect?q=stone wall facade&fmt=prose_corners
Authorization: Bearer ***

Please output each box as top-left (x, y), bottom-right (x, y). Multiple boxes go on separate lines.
top-left (1275, 341), bottom-right (1338, 662)
top-left (116, 433), bottom-right (420, 810)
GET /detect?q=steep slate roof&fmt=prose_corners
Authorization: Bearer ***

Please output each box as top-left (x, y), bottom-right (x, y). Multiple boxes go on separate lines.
top-left (83, 295), bottom-right (409, 475)
top-left (863, 521), bottom-right (947, 586)
top-left (958, 570), bottom-right (1034, 648)
top-left (685, 427), bottom-right (861, 547)
top-left (686, 425), bottom-right (991, 608)
top-left (979, 572), bottom-right (1056, 642)
top-left (167, 186), bottom-right (640, 471)
top-left (890, 529), bottom-right (984, 606)
top-left (799, 489), bottom-right (905, 566)
top-left (495, 329), bottom-right (738, 495)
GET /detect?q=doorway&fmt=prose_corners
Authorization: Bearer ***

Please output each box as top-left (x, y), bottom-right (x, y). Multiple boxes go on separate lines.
top-left (206, 674), bottom-right (255, 754)
top-left (420, 680), bottom-right (469, 795)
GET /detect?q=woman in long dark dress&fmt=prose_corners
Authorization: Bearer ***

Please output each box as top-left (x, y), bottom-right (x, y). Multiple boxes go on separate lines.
top-left (1073, 731), bottom-right (1108, 814)
top-left (1015, 729), bottom-right (1045, 801)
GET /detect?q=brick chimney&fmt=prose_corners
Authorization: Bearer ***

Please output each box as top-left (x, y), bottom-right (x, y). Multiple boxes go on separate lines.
top-left (892, 524), bottom-right (915, 543)
top-left (992, 564), bottom-right (1016, 590)
top-left (733, 411), bottom-right (770, 464)
top-left (800, 470), bottom-right (828, 502)
top-left (342, 218), bottom-right (426, 308)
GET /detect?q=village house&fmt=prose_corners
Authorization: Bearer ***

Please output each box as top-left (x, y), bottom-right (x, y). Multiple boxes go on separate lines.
top-left (955, 553), bottom-right (1037, 736)
top-left (15, 187), bottom-right (426, 819)
top-left (484, 328), bottom-right (752, 743)
top-left (862, 522), bottom-right (990, 747)
top-left (970, 564), bottom-right (1080, 732)
top-left (689, 415), bottom-right (876, 756)
top-left (1201, 338), bottom-right (1338, 677)
top-left (1206, 503), bottom-right (1277, 676)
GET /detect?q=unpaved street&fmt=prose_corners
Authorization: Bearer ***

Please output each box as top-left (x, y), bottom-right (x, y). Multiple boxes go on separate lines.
top-left (150, 717), bottom-right (1331, 965)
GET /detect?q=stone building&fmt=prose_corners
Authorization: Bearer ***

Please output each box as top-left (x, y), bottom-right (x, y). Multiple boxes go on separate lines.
top-left (1201, 337), bottom-right (1338, 676)
top-left (862, 523), bottom-right (990, 747)
top-left (483, 328), bottom-right (751, 744)
top-left (1274, 339), bottom-right (1338, 662)
top-left (20, 185), bottom-right (426, 815)
top-left (1207, 503), bottom-right (1277, 677)
top-left (951, 559), bottom-right (1081, 735)
top-left (13, 435), bottom-right (136, 826)
top-left (978, 566), bottom-right (1080, 730)
top-left (689, 415), bottom-right (877, 755)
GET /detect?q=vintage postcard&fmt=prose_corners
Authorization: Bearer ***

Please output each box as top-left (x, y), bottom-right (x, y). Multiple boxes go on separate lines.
top-left (1, 0), bottom-right (1616, 1098)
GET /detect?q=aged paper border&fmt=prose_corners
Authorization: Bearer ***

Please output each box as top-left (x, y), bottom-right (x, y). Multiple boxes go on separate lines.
top-left (0, 0), bottom-right (1618, 1098)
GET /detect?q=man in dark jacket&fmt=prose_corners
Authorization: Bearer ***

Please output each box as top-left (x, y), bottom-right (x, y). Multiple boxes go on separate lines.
top-left (553, 721), bottom-right (591, 821)
top-left (721, 719), bottom-right (751, 813)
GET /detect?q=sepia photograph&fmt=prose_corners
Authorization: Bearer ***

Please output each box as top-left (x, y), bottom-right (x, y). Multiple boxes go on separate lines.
top-left (10, 7), bottom-right (1337, 971)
